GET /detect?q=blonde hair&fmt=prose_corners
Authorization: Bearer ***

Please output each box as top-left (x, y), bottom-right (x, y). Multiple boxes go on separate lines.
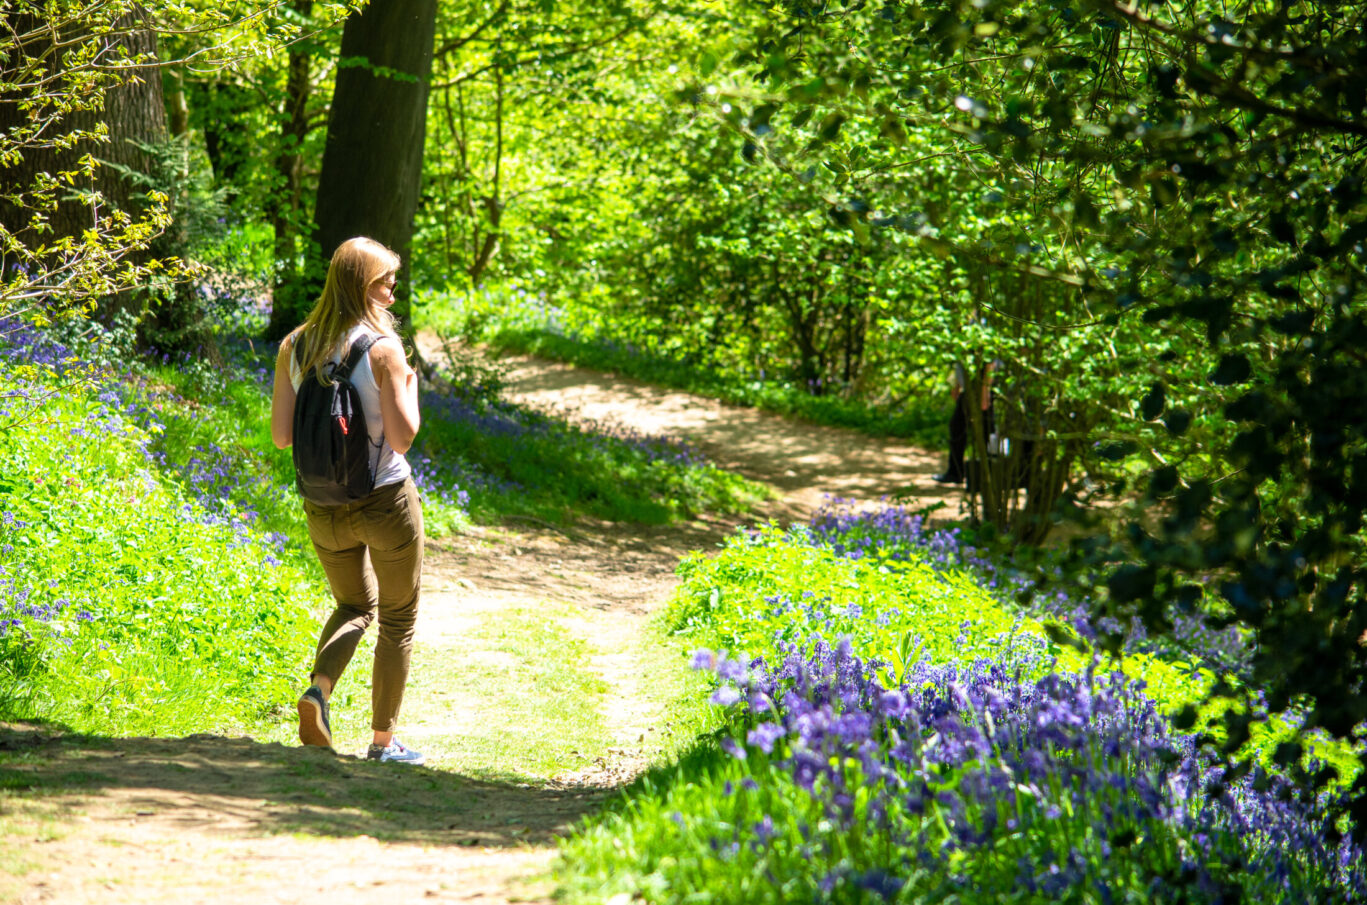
top-left (290, 236), bottom-right (402, 382)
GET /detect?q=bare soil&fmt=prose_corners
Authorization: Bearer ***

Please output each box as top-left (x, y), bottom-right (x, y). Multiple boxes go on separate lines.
top-left (0, 344), bottom-right (954, 905)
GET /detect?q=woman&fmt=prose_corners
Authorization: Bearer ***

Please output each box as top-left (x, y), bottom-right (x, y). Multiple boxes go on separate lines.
top-left (933, 359), bottom-right (995, 485)
top-left (270, 236), bottom-right (425, 765)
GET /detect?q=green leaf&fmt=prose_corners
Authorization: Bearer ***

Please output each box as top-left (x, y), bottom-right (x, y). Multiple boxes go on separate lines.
top-left (880, 114), bottom-right (907, 144)
top-left (750, 103), bottom-right (778, 127)
top-left (816, 112), bottom-right (846, 142)
top-left (1042, 620), bottom-right (1087, 651)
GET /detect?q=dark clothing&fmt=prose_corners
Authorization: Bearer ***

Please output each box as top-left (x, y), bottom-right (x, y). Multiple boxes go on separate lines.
top-left (945, 394), bottom-right (993, 483)
top-left (945, 394), bottom-right (968, 482)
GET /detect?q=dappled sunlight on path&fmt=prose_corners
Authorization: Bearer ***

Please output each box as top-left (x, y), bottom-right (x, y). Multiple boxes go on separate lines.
top-left (488, 344), bottom-right (961, 527)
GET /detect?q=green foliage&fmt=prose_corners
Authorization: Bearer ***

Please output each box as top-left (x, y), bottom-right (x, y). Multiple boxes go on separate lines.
top-left (144, 361), bottom-right (310, 542)
top-left (408, 1), bottom-right (970, 451)
top-left (104, 135), bottom-right (231, 258)
top-left (414, 0), bottom-right (662, 292)
top-left (666, 528), bottom-right (1206, 711)
top-left (556, 527), bottom-right (1356, 904)
top-left (0, 352), bottom-right (318, 736)
top-left (665, 0), bottom-right (1367, 825)
top-left (0, 3), bottom-right (173, 323)
top-left (104, 133), bottom-right (249, 355)
top-left (0, 2), bottom-right (362, 334)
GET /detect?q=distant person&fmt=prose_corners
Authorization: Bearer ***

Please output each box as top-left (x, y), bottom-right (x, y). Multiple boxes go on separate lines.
top-left (933, 360), bottom-right (995, 484)
top-left (270, 236), bottom-right (426, 765)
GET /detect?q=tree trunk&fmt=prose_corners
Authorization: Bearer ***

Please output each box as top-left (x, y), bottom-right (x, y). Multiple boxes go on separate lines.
top-left (466, 60), bottom-right (503, 286)
top-left (0, 9), bottom-right (168, 271)
top-left (266, 0), bottom-right (318, 340)
top-left (166, 68), bottom-right (190, 138)
top-left (0, 7), bottom-right (215, 353)
top-left (310, 0), bottom-right (438, 334)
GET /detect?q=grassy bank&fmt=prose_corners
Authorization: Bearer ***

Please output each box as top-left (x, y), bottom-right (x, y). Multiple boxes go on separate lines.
top-left (0, 321), bottom-right (319, 737)
top-left (554, 503), bottom-right (1364, 903)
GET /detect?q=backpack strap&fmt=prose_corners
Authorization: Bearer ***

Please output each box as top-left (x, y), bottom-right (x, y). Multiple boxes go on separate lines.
top-left (334, 333), bottom-right (380, 381)
top-left (293, 330), bottom-right (381, 379)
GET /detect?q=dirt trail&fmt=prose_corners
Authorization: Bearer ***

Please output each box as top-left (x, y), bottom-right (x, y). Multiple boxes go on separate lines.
top-left (495, 352), bottom-right (958, 526)
top-left (0, 345), bottom-right (954, 905)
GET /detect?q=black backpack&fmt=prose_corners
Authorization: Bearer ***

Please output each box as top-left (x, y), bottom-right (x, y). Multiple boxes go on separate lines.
top-left (292, 332), bottom-right (381, 505)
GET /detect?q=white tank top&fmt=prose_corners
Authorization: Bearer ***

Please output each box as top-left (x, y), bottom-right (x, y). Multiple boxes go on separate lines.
top-left (290, 324), bottom-right (412, 491)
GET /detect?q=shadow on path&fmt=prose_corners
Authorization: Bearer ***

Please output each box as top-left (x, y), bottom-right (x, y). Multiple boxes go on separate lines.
top-left (0, 722), bottom-right (604, 848)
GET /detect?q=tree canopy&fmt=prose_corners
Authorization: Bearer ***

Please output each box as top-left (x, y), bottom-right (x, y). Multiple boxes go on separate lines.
top-left (691, 0), bottom-right (1367, 825)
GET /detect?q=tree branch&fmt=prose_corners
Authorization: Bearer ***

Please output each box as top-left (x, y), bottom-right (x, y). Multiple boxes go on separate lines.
top-left (435, 0), bottom-right (511, 57)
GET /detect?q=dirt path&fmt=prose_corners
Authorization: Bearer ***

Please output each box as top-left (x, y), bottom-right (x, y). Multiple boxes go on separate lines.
top-left (0, 346), bottom-right (954, 905)
top-left (495, 351), bottom-right (959, 526)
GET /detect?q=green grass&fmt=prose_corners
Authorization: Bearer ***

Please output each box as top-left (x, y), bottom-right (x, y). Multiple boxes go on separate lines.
top-left (633, 622), bottom-right (724, 765)
top-left (553, 526), bottom-right (1360, 904)
top-left (391, 599), bottom-right (715, 782)
top-left (396, 601), bottom-right (613, 779)
top-left (664, 529), bottom-right (1144, 695)
top-left (0, 359), bottom-right (320, 737)
top-left (414, 343), bottom-right (771, 527)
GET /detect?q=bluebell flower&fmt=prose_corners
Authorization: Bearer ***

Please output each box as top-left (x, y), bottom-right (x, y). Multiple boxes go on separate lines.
top-left (746, 722), bottom-right (786, 753)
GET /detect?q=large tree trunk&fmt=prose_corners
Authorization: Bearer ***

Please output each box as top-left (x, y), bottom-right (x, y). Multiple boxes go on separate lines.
top-left (307, 0), bottom-right (438, 335)
top-left (0, 7), bottom-right (220, 354)
top-left (0, 9), bottom-right (168, 284)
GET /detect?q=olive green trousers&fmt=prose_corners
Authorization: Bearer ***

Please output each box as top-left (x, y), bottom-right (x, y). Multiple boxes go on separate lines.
top-left (302, 477), bottom-right (423, 733)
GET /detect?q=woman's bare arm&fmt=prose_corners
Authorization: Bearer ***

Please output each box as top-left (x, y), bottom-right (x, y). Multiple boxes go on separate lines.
top-left (270, 338), bottom-right (297, 449)
top-left (370, 337), bottom-right (421, 453)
